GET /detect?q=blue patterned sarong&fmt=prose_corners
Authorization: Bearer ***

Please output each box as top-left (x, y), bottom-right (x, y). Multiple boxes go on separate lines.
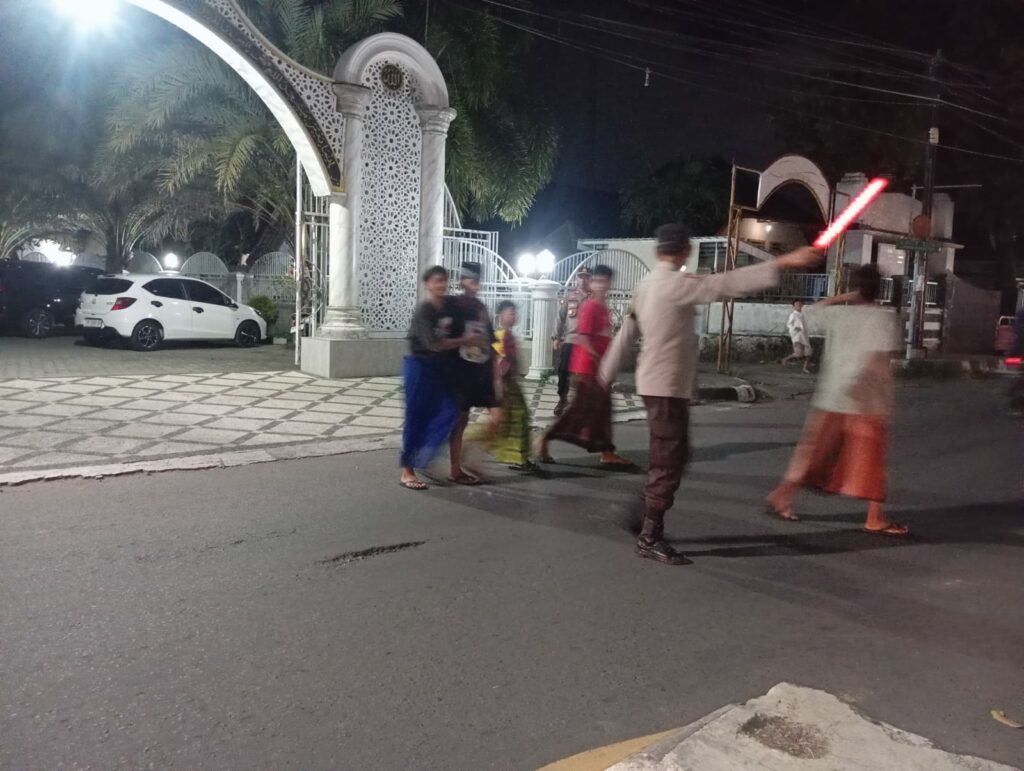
top-left (400, 355), bottom-right (458, 469)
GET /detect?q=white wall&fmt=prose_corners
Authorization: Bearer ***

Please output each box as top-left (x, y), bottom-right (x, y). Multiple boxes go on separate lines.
top-left (697, 302), bottom-right (796, 338)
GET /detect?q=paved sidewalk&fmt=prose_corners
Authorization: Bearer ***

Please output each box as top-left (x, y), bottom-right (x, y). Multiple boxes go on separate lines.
top-left (0, 370), bottom-right (648, 483)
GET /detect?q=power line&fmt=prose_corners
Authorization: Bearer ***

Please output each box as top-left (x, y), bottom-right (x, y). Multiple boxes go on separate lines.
top-left (472, 0), bottom-right (1008, 122)
top-left (474, 10), bottom-right (1024, 165)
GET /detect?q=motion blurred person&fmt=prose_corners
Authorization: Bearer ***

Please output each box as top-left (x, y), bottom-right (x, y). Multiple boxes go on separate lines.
top-left (553, 268), bottom-right (592, 416)
top-left (444, 262), bottom-right (500, 485)
top-left (536, 265), bottom-right (632, 467)
top-left (767, 265), bottom-right (907, 536)
top-left (600, 224), bottom-right (822, 564)
top-left (400, 266), bottom-right (484, 490)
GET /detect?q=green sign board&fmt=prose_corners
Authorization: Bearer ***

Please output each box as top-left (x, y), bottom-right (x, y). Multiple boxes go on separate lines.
top-left (894, 238), bottom-right (943, 252)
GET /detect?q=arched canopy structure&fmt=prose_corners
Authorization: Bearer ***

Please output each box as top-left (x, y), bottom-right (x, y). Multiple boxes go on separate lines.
top-left (126, 0), bottom-right (344, 196)
top-left (333, 32), bottom-right (450, 108)
top-left (756, 154), bottom-right (831, 221)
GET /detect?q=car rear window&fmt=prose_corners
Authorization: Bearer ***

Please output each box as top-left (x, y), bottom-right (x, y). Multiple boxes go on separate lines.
top-left (88, 278), bottom-right (134, 295)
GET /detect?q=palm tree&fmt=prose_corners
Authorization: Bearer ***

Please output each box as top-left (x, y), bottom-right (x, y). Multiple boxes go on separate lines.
top-left (105, 0), bottom-right (558, 245)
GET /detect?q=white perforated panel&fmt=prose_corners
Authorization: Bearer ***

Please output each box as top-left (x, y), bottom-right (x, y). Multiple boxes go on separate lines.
top-left (357, 58), bottom-right (423, 332)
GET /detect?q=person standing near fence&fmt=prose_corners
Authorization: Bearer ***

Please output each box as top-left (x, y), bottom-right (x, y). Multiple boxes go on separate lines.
top-left (400, 266), bottom-right (484, 491)
top-left (444, 261), bottom-right (501, 485)
top-left (766, 265), bottom-right (907, 536)
top-left (536, 265), bottom-right (632, 467)
top-left (782, 299), bottom-right (813, 373)
top-left (553, 268), bottom-right (592, 416)
top-left (599, 224), bottom-right (822, 565)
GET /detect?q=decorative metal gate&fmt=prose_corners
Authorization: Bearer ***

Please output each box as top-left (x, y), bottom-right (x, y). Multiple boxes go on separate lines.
top-left (293, 160), bottom-right (330, 364)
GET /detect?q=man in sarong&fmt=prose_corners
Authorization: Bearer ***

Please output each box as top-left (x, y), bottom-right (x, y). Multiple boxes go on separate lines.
top-left (766, 264), bottom-right (907, 536)
top-left (536, 265), bottom-right (632, 467)
top-left (400, 266), bottom-right (484, 490)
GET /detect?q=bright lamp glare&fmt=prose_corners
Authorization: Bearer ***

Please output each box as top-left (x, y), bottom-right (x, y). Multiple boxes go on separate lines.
top-left (517, 253), bottom-right (536, 276)
top-left (536, 249), bottom-right (556, 274)
top-left (163, 252), bottom-right (180, 270)
top-left (55, 0), bottom-right (119, 28)
top-left (37, 239), bottom-right (75, 267)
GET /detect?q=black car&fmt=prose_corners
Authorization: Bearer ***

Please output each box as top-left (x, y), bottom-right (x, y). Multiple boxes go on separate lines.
top-left (0, 260), bottom-right (105, 338)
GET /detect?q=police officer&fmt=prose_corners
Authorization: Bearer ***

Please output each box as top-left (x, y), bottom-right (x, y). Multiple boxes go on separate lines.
top-left (552, 267), bottom-right (591, 416)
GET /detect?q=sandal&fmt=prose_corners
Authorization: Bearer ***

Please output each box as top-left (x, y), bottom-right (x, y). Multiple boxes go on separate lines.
top-left (765, 502), bottom-right (800, 522)
top-left (863, 523), bottom-right (908, 537)
top-left (532, 438), bottom-right (555, 464)
top-left (447, 473), bottom-right (482, 486)
top-left (600, 453), bottom-right (634, 468)
top-left (400, 478), bottom-right (428, 491)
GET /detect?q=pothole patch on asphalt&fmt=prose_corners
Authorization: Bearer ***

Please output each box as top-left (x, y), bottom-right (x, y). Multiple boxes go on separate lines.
top-left (319, 541), bottom-right (425, 566)
top-left (739, 713), bottom-right (831, 759)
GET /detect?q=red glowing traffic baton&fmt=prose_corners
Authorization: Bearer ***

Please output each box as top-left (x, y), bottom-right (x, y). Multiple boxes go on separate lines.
top-left (813, 177), bottom-right (889, 249)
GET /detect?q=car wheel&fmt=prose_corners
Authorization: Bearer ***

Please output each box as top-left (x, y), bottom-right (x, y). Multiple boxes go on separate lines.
top-left (22, 308), bottom-right (55, 338)
top-left (235, 320), bottom-right (261, 348)
top-left (131, 320), bottom-right (163, 352)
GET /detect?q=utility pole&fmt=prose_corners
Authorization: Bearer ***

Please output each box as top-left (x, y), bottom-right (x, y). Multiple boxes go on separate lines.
top-left (908, 50), bottom-right (941, 358)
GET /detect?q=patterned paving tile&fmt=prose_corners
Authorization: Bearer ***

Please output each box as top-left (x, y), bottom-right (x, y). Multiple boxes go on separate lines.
top-left (173, 428), bottom-right (248, 444)
top-left (24, 404), bottom-right (101, 418)
top-left (262, 421), bottom-right (330, 436)
top-left (173, 403), bottom-right (237, 417)
top-left (204, 417), bottom-right (273, 432)
top-left (0, 414), bottom-right (63, 429)
top-left (12, 451), bottom-right (108, 468)
top-left (134, 441), bottom-right (218, 457)
top-left (142, 412), bottom-right (210, 427)
top-left (309, 402), bottom-right (364, 415)
top-left (62, 436), bottom-right (149, 455)
top-left (232, 407), bottom-right (294, 421)
top-left (0, 368), bottom-right (644, 475)
top-left (107, 423), bottom-right (186, 439)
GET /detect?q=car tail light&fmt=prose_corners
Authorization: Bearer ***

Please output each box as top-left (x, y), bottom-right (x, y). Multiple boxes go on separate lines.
top-left (110, 297), bottom-right (136, 311)
top-left (1006, 357), bottom-right (1022, 367)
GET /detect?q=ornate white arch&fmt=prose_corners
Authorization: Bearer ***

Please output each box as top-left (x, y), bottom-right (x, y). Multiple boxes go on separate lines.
top-left (756, 154), bottom-right (831, 221)
top-left (333, 32), bottom-right (450, 108)
top-left (126, 0), bottom-right (341, 196)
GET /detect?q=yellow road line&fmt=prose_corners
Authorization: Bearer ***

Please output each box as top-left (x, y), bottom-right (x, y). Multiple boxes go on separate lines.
top-left (538, 729), bottom-right (679, 771)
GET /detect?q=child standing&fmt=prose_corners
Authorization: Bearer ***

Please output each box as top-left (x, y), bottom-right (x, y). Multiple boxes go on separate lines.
top-left (468, 300), bottom-right (535, 471)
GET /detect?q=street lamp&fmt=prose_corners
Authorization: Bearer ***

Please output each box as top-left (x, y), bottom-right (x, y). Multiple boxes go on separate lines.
top-left (517, 252), bottom-right (536, 277)
top-left (163, 252), bottom-right (180, 271)
top-left (536, 249), bottom-right (556, 275)
top-left (54, 0), bottom-right (119, 29)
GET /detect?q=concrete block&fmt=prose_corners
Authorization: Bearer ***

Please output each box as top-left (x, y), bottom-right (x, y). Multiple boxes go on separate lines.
top-left (300, 337), bottom-right (407, 379)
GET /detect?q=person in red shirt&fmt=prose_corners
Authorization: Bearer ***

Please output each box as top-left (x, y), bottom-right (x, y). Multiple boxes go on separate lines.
top-left (535, 264), bottom-right (632, 466)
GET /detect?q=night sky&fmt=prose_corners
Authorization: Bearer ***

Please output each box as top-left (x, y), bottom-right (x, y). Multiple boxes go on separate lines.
top-left (2, 0), bottom-right (1019, 261)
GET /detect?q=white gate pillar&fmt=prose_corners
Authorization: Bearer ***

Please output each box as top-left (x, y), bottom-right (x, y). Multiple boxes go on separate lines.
top-left (526, 280), bottom-right (560, 380)
top-left (416, 105), bottom-right (457, 288)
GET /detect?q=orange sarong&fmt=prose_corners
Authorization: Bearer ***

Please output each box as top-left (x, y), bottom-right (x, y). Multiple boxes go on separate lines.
top-left (784, 409), bottom-right (888, 502)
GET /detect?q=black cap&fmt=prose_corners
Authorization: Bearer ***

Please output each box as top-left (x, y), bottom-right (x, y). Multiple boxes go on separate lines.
top-left (656, 223), bottom-right (693, 255)
top-left (461, 261), bottom-right (482, 280)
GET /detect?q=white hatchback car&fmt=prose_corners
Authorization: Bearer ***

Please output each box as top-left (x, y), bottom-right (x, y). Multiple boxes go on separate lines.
top-left (75, 274), bottom-right (268, 352)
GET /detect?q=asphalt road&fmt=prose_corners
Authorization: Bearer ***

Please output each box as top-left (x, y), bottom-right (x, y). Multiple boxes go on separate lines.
top-left (2, 379), bottom-right (1021, 769)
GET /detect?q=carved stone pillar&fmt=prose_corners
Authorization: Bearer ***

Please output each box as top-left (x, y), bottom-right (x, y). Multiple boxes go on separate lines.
top-left (415, 105), bottom-right (457, 291)
top-left (317, 83), bottom-right (372, 340)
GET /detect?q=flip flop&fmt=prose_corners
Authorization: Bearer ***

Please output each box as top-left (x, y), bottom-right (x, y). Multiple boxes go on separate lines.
top-left (863, 523), bottom-right (909, 537)
top-left (447, 473), bottom-right (482, 486)
top-left (765, 503), bottom-right (800, 522)
top-left (400, 479), bottom-right (428, 491)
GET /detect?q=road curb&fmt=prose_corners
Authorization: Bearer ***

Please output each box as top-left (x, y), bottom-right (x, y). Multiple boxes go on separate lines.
top-left (0, 434), bottom-right (400, 488)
